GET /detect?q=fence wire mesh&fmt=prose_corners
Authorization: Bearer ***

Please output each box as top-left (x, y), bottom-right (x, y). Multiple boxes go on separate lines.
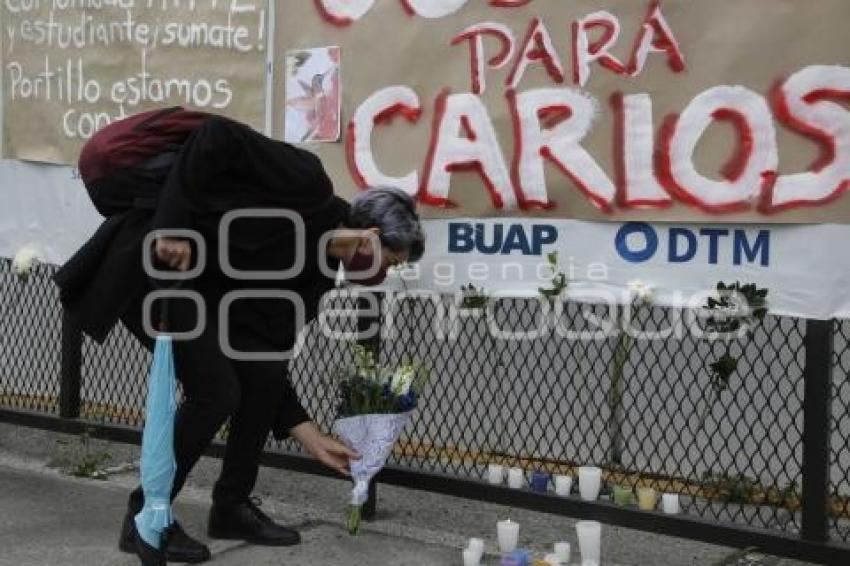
top-left (832, 319), bottom-right (850, 543)
top-left (0, 259), bottom-right (61, 415)
top-left (81, 323), bottom-right (150, 428)
top-left (286, 295), bottom-right (806, 535)
top-left (0, 261), bottom-right (847, 546)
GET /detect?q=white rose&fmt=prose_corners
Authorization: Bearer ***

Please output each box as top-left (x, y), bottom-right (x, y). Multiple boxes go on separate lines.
top-left (391, 366), bottom-right (415, 396)
top-left (12, 245), bottom-right (43, 282)
top-left (627, 279), bottom-right (654, 304)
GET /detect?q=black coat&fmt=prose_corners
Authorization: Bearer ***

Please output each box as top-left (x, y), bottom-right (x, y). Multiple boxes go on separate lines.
top-left (54, 112), bottom-right (350, 439)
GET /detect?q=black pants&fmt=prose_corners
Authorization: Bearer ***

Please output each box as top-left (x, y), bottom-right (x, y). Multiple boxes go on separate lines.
top-left (120, 291), bottom-right (289, 509)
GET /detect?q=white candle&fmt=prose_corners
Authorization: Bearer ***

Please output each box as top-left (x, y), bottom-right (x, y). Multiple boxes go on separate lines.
top-left (578, 466), bottom-right (602, 501)
top-left (487, 463), bottom-right (505, 485)
top-left (575, 520), bottom-right (601, 566)
top-left (467, 537), bottom-right (485, 563)
top-left (554, 541), bottom-right (571, 563)
top-left (662, 493), bottom-right (680, 514)
top-left (497, 519), bottom-right (520, 553)
top-left (462, 548), bottom-right (480, 566)
top-left (507, 467), bottom-right (525, 489)
top-left (554, 474), bottom-right (573, 496)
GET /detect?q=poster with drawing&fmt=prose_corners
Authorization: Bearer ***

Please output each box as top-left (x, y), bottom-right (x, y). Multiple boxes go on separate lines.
top-left (284, 46), bottom-right (341, 144)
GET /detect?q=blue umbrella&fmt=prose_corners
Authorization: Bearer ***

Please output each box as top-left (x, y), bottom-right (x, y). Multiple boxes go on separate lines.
top-left (135, 333), bottom-right (177, 555)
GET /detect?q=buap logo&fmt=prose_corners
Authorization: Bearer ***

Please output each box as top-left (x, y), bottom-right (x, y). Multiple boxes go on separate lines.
top-left (448, 222), bottom-right (558, 255)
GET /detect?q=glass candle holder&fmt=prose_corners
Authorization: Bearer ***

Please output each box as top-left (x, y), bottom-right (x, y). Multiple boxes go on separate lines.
top-left (662, 493), bottom-right (680, 514)
top-left (531, 471), bottom-right (551, 493)
top-left (497, 519), bottom-right (520, 553)
top-left (554, 541), bottom-right (571, 563)
top-left (554, 474), bottom-right (573, 496)
top-left (576, 520), bottom-right (601, 566)
top-left (488, 463), bottom-right (505, 485)
top-left (507, 467), bottom-right (525, 489)
top-left (613, 485), bottom-right (634, 506)
top-left (578, 466), bottom-right (602, 501)
top-left (463, 547), bottom-right (481, 566)
top-left (467, 537), bottom-right (485, 562)
top-left (637, 487), bottom-right (658, 511)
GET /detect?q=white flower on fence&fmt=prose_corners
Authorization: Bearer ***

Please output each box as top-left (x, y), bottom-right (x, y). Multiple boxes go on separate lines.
top-left (11, 244), bottom-right (44, 282)
top-left (627, 279), bottom-right (654, 304)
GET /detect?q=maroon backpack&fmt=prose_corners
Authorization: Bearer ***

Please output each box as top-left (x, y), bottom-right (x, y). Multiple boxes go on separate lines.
top-left (78, 106), bottom-right (209, 186)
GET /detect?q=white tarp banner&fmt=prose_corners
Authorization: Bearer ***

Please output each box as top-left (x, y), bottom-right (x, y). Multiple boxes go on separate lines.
top-left (390, 218), bottom-right (850, 321)
top-left (1, 159), bottom-right (848, 320)
top-left (0, 160), bottom-right (101, 265)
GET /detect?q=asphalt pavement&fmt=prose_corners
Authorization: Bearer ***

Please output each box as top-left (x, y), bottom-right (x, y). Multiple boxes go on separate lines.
top-left (0, 423), bottom-right (819, 566)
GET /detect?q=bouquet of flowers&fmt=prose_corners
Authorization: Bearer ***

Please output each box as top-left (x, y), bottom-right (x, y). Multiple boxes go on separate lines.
top-left (332, 344), bottom-right (429, 535)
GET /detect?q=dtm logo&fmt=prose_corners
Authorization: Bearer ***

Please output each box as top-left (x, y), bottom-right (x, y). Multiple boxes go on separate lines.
top-left (449, 223), bottom-right (558, 255)
top-left (615, 222), bottom-right (770, 266)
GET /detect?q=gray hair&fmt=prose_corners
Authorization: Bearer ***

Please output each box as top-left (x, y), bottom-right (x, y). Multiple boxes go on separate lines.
top-left (346, 187), bottom-right (425, 262)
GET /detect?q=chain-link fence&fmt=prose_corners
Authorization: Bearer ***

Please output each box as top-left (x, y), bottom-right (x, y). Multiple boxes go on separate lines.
top-left (287, 295), bottom-right (809, 534)
top-left (1, 258), bottom-right (848, 562)
top-left (0, 260), bottom-right (61, 415)
top-left (831, 320), bottom-right (850, 543)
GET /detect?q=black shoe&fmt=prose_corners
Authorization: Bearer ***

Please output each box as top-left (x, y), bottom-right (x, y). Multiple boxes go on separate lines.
top-left (119, 507), bottom-right (211, 563)
top-left (133, 525), bottom-right (166, 566)
top-left (163, 522), bottom-right (213, 563)
top-left (207, 496), bottom-right (301, 546)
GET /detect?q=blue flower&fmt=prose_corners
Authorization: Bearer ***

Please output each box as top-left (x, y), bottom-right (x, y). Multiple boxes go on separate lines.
top-left (398, 391), bottom-right (418, 412)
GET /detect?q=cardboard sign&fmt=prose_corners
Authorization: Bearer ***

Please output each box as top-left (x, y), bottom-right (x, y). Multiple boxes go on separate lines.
top-left (1, 0), bottom-right (268, 164)
top-left (275, 0), bottom-right (850, 223)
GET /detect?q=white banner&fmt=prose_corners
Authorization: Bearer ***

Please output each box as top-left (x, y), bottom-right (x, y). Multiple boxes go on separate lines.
top-left (387, 218), bottom-right (850, 321)
top-left (0, 160), bottom-right (100, 265)
top-left (1, 159), bottom-right (848, 320)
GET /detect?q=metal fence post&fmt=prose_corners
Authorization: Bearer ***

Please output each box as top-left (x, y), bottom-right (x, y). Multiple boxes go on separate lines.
top-left (357, 292), bottom-right (382, 521)
top-left (801, 318), bottom-right (833, 543)
top-left (59, 310), bottom-right (82, 419)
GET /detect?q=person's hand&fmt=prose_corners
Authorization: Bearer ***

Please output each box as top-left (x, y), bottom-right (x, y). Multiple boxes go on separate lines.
top-left (155, 237), bottom-right (192, 271)
top-left (291, 421), bottom-right (360, 476)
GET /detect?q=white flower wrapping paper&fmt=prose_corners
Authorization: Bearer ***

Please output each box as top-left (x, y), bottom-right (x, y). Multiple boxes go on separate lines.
top-left (333, 412), bottom-right (412, 505)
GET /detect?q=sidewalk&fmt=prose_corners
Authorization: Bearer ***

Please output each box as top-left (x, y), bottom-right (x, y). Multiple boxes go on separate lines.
top-left (0, 463), bottom-right (459, 566)
top-left (0, 423), bottom-right (815, 566)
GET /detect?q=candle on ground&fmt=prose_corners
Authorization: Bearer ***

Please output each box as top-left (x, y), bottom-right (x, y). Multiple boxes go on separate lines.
top-left (488, 464), bottom-right (505, 485)
top-left (507, 467), bottom-right (525, 489)
top-left (637, 487), bottom-right (658, 511)
top-left (497, 519), bottom-right (520, 553)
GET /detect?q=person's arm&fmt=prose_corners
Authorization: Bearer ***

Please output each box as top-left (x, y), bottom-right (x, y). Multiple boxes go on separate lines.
top-left (272, 363), bottom-right (359, 475)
